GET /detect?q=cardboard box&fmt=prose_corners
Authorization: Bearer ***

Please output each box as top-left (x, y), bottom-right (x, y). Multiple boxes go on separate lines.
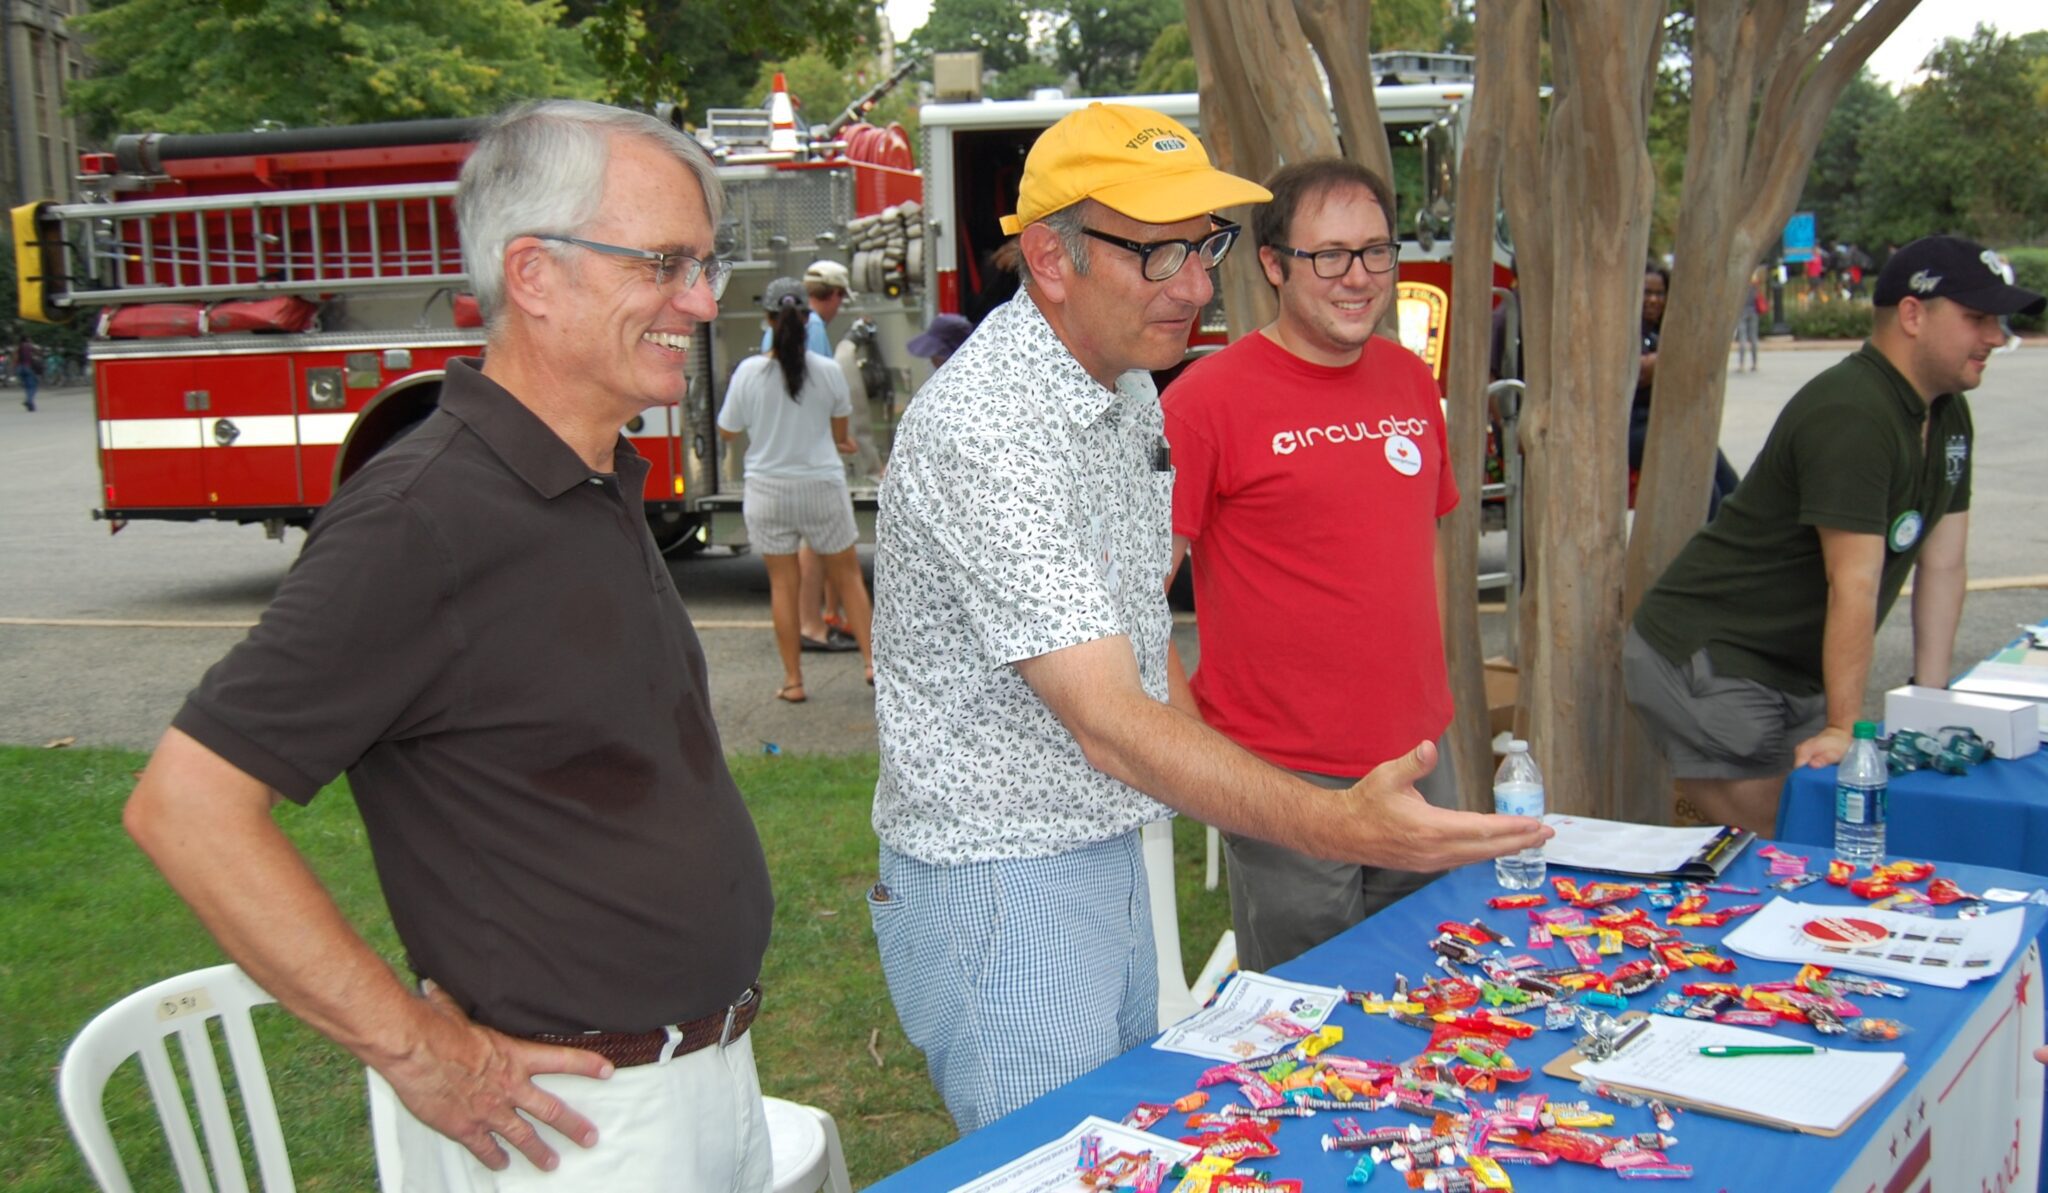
top-left (1484, 657), bottom-right (1519, 743)
top-left (1883, 684), bottom-right (2038, 760)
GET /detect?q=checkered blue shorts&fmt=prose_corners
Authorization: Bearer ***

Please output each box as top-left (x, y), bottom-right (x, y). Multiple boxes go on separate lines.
top-left (869, 831), bottom-right (1158, 1133)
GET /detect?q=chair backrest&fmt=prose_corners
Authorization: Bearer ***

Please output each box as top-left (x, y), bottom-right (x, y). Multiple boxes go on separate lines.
top-left (59, 963), bottom-right (296, 1193)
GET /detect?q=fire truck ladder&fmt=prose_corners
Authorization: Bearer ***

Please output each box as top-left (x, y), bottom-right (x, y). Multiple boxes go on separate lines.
top-left (37, 181), bottom-right (467, 309)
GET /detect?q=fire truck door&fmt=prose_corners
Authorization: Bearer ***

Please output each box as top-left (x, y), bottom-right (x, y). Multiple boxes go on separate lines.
top-left (197, 355), bottom-right (302, 507)
top-left (96, 356), bottom-right (205, 512)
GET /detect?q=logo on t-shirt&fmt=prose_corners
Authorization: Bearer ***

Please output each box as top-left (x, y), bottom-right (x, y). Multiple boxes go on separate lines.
top-left (1944, 434), bottom-right (1967, 485)
top-left (1888, 509), bottom-right (1923, 553)
top-left (1270, 416), bottom-right (1430, 458)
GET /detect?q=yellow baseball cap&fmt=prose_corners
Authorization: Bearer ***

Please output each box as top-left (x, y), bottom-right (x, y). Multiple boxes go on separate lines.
top-left (998, 103), bottom-right (1272, 235)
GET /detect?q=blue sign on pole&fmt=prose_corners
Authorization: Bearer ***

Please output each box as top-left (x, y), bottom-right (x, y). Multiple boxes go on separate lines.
top-left (1783, 212), bottom-right (1817, 263)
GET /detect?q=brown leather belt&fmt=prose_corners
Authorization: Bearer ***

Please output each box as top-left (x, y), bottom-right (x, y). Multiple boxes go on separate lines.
top-left (519, 985), bottom-right (761, 1068)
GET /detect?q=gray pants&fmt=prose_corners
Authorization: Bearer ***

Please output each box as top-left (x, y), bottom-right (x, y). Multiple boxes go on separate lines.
top-left (1222, 737), bottom-right (1460, 973)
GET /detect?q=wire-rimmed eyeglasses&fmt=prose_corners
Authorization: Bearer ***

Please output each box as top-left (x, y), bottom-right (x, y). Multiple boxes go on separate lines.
top-left (533, 234), bottom-right (733, 299)
top-left (1268, 241), bottom-right (1399, 278)
top-left (1078, 219), bottom-right (1241, 282)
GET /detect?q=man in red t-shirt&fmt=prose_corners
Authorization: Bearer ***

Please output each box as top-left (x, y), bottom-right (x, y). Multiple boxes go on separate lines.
top-left (1163, 158), bottom-right (1461, 971)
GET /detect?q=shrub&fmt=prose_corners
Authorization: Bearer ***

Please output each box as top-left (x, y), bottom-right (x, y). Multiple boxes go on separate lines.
top-left (1786, 301), bottom-right (1873, 341)
top-left (2003, 247), bottom-right (2048, 333)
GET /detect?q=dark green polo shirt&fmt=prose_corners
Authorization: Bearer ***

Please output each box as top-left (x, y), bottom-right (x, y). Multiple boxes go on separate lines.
top-left (1633, 343), bottom-right (1972, 696)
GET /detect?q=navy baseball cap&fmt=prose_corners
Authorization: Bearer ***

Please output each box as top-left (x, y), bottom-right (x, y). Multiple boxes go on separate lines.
top-left (1873, 235), bottom-right (2044, 316)
top-left (907, 314), bottom-right (972, 360)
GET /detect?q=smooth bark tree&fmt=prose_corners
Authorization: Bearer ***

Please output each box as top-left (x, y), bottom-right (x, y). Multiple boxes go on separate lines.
top-left (1487, 1), bottom-right (1665, 817)
top-left (1619, 0), bottom-right (1917, 823)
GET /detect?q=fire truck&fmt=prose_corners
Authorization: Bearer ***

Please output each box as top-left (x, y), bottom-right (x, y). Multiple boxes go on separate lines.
top-left (13, 99), bottom-right (924, 555)
top-left (917, 53), bottom-right (1516, 389)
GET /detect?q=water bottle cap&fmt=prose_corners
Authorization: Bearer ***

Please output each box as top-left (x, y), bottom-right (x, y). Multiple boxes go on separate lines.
top-left (1505, 739), bottom-right (1528, 753)
top-left (1852, 721), bottom-right (1877, 740)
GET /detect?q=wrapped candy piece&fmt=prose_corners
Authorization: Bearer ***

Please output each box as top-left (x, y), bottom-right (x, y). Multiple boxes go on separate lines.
top-left (1926, 878), bottom-right (1975, 905)
top-left (1849, 875), bottom-right (1899, 900)
top-left (1826, 859), bottom-right (1855, 886)
top-left (1525, 1128), bottom-right (1613, 1165)
top-left (1600, 1147), bottom-right (1670, 1169)
top-left (1213, 1178), bottom-right (1302, 1193)
top-left (1715, 1009), bottom-right (1779, 1027)
top-left (1879, 860), bottom-right (1935, 883)
top-left (1123, 1103), bottom-right (1171, 1129)
top-left (1489, 893), bottom-right (1547, 909)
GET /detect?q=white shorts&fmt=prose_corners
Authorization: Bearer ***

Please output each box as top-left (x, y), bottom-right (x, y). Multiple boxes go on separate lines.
top-left (371, 1031), bottom-right (771, 1191)
top-left (741, 475), bottom-right (858, 556)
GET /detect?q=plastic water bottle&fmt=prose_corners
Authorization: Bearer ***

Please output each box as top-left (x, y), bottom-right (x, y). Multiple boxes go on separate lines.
top-left (1834, 720), bottom-right (1888, 865)
top-left (1493, 739), bottom-right (1546, 889)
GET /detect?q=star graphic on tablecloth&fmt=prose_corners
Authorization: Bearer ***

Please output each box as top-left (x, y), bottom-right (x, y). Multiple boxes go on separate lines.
top-left (2017, 968), bottom-right (2032, 1007)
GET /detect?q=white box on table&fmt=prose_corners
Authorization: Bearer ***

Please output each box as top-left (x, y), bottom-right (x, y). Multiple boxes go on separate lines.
top-left (1883, 684), bottom-right (2038, 760)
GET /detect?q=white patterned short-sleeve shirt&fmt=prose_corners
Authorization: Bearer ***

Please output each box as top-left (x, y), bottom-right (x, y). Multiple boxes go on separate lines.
top-left (871, 294), bottom-right (1176, 864)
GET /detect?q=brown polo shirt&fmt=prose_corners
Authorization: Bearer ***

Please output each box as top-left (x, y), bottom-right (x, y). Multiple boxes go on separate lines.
top-left (174, 358), bottom-right (772, 1035)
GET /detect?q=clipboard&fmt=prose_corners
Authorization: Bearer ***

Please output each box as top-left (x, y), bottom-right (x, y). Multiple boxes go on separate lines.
top-left (1541, 818), bottom-right (1757, 881)
top-left (1540, 1013), bottom-right (1905, 1137)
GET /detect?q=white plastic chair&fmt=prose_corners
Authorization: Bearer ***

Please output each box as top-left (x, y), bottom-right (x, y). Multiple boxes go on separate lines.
top-left (764, 1095), bottom-right (852, 1193)
top-left (59, 963), bottom-right (296, 1193)
top-left (1141, 819), bottom-right (1238, 1030)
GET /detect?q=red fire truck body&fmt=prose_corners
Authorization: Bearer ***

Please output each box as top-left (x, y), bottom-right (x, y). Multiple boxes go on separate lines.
top-left (17, 113), bottom-right (921, 551)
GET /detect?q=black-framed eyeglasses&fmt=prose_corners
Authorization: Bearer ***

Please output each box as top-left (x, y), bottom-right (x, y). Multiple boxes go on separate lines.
top-left (1078, 219), bottom-right (1240, 282)
top-left (1269, 241), bottom-right (1399, 278)
top-left (532, 234), bottom-right (733, 299)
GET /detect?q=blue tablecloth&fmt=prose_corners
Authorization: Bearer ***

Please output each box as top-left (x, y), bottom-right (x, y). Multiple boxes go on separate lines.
top-left (868, 849), bottom-right (2047, 1191)
top-left (1778, 750), bottom-right (2048, 871)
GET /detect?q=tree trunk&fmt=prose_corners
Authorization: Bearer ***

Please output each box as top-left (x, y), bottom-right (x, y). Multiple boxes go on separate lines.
top-left (1618, 0), bottom-right (1919, 824)
top-left (1503, 0), bottom-right (1663, 817)
top-left (1441, 2), bottom-right (1514, 811)
top-left (1294, 0), bottom-right (1394, 187)
top-left (1179, 0), bottom-right (1335, 337)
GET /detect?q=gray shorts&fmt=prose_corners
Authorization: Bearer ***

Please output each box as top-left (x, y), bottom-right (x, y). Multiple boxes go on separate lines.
top-left (1622, 624), bottom-right (1826, 780)
top-left (1221, 739), bottom-right (1459, 973)
top-left (740, 474), bottom-right (858, 556)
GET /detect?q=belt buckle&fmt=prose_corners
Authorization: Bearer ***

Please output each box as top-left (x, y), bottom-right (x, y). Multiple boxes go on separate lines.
top-left (720, 985), bottom-right (758, 1048)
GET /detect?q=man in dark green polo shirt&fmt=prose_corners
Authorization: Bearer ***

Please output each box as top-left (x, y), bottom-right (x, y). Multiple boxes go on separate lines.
top-left (1626, 235), bottom-right (2044, 834)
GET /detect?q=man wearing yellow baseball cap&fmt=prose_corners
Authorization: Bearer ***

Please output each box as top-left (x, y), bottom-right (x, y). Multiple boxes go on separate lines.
top-left (868, 104), bottom-right (1552, 1133)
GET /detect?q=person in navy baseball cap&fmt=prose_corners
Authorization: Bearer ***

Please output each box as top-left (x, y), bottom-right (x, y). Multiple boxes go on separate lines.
top-left (905, 313), bottom-right (971, 365)
top-left (1629, 231), bottom-right (2025, 838)
top-left (1874, 235), bottom-right (2044, 316)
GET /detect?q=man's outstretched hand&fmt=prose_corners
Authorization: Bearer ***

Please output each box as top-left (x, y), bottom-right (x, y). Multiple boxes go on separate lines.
top-left (1325, 740), bottom-right (1554, 870)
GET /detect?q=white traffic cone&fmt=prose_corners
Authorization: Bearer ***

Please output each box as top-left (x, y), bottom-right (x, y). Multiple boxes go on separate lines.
top-left (768, 73), bottom-right (800, 153)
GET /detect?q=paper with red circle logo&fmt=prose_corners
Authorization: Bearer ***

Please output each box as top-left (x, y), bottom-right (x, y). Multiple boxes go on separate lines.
top-left (1799, 916), bottom-right (1890, 948)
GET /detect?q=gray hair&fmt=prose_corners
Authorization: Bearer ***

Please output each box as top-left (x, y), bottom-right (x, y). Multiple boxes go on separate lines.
top-left (1017, 202), bottom-right (1092, 290)
top-left (457, 100), bottom-right (724, 329)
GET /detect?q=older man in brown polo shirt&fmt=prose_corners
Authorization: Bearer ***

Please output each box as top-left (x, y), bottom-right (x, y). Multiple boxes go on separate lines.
top-left (122, 101), bottom-right (775, 1188)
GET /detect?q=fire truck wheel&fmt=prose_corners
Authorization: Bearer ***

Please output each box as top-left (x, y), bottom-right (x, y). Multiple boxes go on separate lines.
top-left (647, 512), bottom-right (709, 557)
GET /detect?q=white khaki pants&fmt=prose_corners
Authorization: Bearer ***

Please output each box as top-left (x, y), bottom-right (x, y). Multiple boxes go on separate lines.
top-left (369, 1031), bottom-right (772, 1192)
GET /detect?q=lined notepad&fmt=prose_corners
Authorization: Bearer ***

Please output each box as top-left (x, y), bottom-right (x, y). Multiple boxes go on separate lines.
top-left (1570, 1017), bottom-right (1903, 1134)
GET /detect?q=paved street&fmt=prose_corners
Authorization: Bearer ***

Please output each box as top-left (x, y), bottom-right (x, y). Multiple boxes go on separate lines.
top-left (2, 338), bottom-right (2042, 759)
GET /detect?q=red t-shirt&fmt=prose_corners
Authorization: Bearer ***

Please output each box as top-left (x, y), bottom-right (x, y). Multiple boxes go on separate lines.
top-left (1163, 331), bottom-right (1458, 775)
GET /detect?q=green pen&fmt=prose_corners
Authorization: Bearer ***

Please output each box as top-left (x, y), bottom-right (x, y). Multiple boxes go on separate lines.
top-left (1698, 1044), bottom-right (1820, 1057)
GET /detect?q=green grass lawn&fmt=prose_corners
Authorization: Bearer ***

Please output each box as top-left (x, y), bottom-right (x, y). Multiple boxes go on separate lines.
top-left (0, 745), bottom-right (1234, 1190)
